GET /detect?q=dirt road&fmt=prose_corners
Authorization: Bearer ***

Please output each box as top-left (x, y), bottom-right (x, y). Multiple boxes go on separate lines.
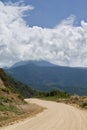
top-left (1, 98), bottom-right (87, 130)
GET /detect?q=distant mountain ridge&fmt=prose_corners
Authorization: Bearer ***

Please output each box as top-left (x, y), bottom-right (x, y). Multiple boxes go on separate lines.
top-left (12, 60), bottom-right (56, 68)
top-left (6, 60), bottom-right (87, 95)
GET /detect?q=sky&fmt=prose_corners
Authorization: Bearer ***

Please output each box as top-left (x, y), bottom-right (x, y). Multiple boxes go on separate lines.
top-left (0, 0), bottom-right (87, 67)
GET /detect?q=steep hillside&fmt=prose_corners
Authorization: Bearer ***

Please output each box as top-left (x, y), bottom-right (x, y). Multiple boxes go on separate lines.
top-left (0, 68), bottom-right (24, 124)
top-left (0, 68), bottom-right (42, 125)
top-left (6, 60), bottom-right (87, 95)
top-left (0, 68), bottom-right (23, 103)
top-left (0, 68), bottom-right (38, 98)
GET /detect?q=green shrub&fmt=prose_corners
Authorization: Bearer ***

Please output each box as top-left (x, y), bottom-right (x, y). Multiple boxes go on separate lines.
top-left (1, 88), bottom-right (10, 94)
top-left (0, 104), bottom-right (20, 114)
top-left (0, 97), bottom-right (12, 103)
top-left (18, 95), bottom-right (24, 101)
top-left (82, 101), bottom-right (87, 107)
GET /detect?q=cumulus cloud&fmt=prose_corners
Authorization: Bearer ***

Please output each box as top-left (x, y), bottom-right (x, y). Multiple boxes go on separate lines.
top-left (0, 1), bottom-right (87, 67)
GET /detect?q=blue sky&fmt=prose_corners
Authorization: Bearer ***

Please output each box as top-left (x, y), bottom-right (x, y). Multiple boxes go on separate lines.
top-left (1, 0), bottom-right (87, 27)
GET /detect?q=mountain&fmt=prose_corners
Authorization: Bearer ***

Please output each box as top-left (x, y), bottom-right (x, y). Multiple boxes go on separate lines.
top-left (12, 60), bottom-right (56, 68)
top-left (6, 60), bottom-right (87, 95)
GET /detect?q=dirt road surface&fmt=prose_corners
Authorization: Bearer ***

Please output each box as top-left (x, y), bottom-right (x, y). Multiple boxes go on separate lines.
top-left (1, 98), bottom-right (87, 130)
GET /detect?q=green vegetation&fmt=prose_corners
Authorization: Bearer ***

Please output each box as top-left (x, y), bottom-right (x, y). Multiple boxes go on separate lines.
top-left (81, 101), bottom-right (87, 108)
top-left (0, 69), bottom-right (25, 124)
top-left (1, 88), bottom-right (10, 94)
top-left (38, 91), bottom-right (87, 109)
top-left (0, 68), bottom-right (39, 99)
top-left (37, 89), bottom-right (70, 101)
top-left (0, 104), bottom-right (19, 113)
top-left (0, 97), bottom-right (12, 103)
top-left (0, 117), bottom-right (9, 122)
top-left (10, 79), bottom-right (38, 98)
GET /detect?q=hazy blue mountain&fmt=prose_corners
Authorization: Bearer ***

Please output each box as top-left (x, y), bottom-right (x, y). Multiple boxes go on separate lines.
top-left (12, 60), bottom-right (56, 68)
top-left (5, 60), bottom-right (87, 95)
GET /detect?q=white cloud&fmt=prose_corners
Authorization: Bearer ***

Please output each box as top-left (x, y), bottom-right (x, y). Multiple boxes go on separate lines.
top-left (0, 1), bottom-right (87, 67)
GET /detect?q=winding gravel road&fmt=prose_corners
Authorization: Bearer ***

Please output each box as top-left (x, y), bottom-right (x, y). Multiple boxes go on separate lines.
top-left (1, 98), bottom-right (87, 130)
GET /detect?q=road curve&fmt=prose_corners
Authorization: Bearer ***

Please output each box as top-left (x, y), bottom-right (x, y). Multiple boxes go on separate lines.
top-left (1, 98), bottom-right (87, 130)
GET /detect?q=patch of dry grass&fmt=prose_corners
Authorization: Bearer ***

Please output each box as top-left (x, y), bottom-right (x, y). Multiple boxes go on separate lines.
top-left (56, 95), bottom-right (87, 109)
top-left (0, 102), bottom-right (44, 127)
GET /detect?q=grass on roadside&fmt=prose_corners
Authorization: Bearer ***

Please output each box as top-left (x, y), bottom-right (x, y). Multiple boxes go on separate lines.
top-left (0, 104), bottom-right (20, 114)
top-left (0, 117), bottom-right (9, 122)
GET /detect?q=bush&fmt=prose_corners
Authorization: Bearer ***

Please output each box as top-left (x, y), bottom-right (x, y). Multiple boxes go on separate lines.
top-left (0, 104), bottom-right (19, 113)
top-left (1, 88), bottom-right (10, 94)
top-left (18, 95), bottom-right (24, 101)
top-left (0, 97), bottom-right (12, 103)
top-left (82, 101), bottom-right (87, 107)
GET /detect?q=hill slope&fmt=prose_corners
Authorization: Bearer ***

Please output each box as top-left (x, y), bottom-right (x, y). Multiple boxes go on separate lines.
top-left (6, 60), bottom-right (87, 95)
top-left (0, 68), bottom-right (24, 123)
top-left (0, 68), bottom-right (23, 103)
top-left (0, 68), bottom-right (38, 98)
top-left (0, 68), bottom-right (44, 125)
